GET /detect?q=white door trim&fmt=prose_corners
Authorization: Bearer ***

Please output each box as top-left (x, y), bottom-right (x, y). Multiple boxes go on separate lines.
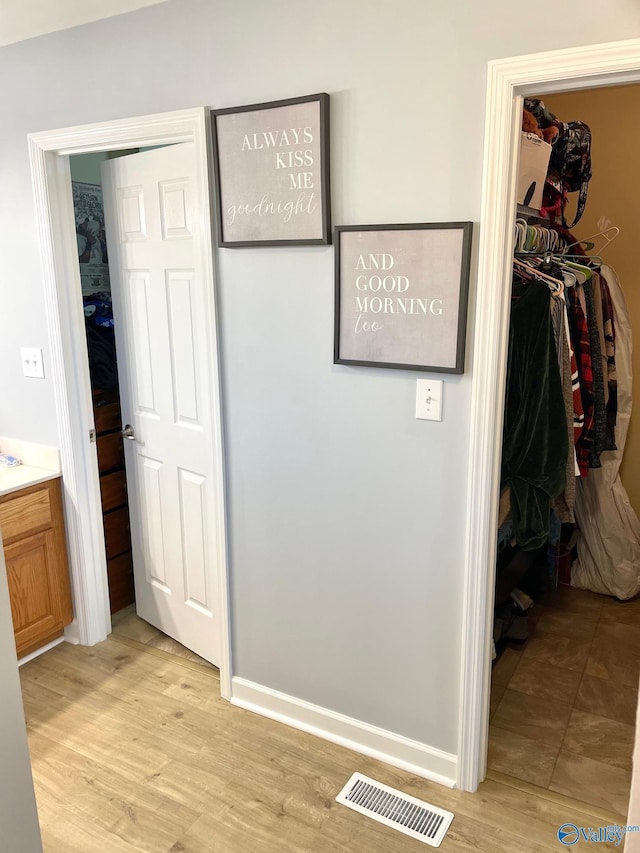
top-left (28, 108), bottom-right (232, 698)
top-left (457, 38), bottom-right (640, 792)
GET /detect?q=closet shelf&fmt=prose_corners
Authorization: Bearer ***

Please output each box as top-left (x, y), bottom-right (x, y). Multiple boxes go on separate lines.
top-left (516, 203), bottom-right (544, 219)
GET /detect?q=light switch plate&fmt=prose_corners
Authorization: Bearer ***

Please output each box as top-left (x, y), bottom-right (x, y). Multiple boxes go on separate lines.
top-left (416, 378), bottom-right (443, 421)
top-left (21, 347), bottom-right (45, 379)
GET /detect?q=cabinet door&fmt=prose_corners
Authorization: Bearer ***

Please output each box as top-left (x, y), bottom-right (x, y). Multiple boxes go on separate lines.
top-left (5, 530), bottom-right (65, 658)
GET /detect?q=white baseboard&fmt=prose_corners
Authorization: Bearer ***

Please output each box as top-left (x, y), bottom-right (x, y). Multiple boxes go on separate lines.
top-left (18, 636), bottom-right (65, 666)
top-left (64, 618), bottom-right (81, 645)
top-left (231, 677), bottom-right (457, 788)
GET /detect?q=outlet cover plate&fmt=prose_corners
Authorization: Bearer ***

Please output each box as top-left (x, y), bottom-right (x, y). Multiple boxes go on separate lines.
top-left (21, 347), bottom-right (45, 379)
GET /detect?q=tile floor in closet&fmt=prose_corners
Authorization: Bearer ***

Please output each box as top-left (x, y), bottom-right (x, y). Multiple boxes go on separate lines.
top-left (488, 585), bottom-right (639, 817)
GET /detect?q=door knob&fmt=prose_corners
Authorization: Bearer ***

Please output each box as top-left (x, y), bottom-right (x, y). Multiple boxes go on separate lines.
top-left (120, 424), bottom-right (136, 440)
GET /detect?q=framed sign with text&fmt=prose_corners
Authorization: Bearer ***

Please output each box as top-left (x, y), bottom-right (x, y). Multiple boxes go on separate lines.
top-left (334, 223), bottom-right (473, 373)
top-left (211, 93), bottom-right (331, 247)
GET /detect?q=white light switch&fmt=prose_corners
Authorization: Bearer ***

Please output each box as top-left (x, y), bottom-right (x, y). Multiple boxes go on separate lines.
top-left (416, 378), bottom-right (443, 421)
top-left (21, 347), bottom-right (45, 379)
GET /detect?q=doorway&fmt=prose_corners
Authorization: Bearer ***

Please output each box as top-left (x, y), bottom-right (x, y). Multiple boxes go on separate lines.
top-left (29, 108), bottom-right (231, 697)
top-left (72, 147), bottom-right (145, 619)
top-left (486, 80), bottom-right (640, 816)
top-left (457, 38), bottom-right (640, 793)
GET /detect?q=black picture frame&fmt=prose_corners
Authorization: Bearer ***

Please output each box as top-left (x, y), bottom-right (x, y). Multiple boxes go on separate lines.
top-left (334, 222), bottom-right (473, 374)
top-left (211, 93), bottom-right (331, 247)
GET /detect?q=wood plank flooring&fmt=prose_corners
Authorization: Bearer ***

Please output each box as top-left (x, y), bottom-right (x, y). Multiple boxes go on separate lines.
top-left (21, 630), bottom-right (627, 852)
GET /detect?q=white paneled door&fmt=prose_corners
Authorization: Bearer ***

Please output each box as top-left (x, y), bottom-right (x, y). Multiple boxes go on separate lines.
top-left (101, 144), bottom-right (221, 665)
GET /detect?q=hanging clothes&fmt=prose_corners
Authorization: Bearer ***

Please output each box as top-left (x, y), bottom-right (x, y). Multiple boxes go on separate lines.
top-left (600, 277), bottom-right (618, 450)
top-left (583, 277), bottom-right (607, 468)
top-left (571, 265), bottom-right (640, 599)
top-left (567, 286), bottom-right (595, 476)
top-left (83, 291), bottom-right (117, 390)
top-left (550, 288), bottom-right (576, 522)
top-left (502, 275), bottom-right (568, 549)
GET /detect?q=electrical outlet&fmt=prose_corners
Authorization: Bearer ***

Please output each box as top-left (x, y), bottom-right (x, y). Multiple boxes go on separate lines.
top-left (415, 379), bottom-right (443, 421)
top-left (21, 347), bottom-right (45, 379)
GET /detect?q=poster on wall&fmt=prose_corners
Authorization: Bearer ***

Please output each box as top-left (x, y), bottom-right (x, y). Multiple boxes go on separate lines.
top-left (211, 93), bottom-right (331, 247)
top-left (334, 223), bottom-right (473, 374)
top-left (72, 181), bottom-right (110, 293)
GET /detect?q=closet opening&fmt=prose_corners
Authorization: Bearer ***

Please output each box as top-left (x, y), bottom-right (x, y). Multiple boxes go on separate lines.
top-left (73, 150), bottom-right (137, 618)
top-left (70, 148), bottom-right (213, 665)
top-left (487, 82), bottom-right (640, 817)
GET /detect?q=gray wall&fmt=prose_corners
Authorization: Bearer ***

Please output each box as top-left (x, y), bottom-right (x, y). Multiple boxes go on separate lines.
top-left (0, 544), bottom-right (42, 852)
top-left (70, 152), bottom-right (110, 184)
top-left (1, 0), bottom-right (639, 754)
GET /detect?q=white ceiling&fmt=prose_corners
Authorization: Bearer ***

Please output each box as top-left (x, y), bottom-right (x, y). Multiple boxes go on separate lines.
top-left (0, 0), bottom-right (169, 47)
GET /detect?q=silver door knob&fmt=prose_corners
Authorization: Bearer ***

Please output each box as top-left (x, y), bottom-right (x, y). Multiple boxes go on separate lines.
top-left (120, 424), bottom-right (136, 440)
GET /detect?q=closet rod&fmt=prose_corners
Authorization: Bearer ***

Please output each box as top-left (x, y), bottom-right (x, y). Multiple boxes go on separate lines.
top-left (513, 251), bottom-right (603, 263)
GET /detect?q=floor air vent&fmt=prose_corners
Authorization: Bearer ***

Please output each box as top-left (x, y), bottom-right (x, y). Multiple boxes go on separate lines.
top-left (336, 772), bottom-right (454, 847)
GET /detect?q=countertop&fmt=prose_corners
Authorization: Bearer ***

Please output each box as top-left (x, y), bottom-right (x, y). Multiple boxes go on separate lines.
top-left (0, 437), bottom-right (61, 498)
top-left (0, 464), bottom-right (60, 498)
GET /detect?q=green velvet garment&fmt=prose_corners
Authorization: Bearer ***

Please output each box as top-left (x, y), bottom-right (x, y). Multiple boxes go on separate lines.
top-left (502, 278), bottom-right (568, 550)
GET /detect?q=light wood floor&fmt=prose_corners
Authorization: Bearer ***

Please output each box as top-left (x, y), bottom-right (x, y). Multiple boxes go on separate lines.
top-left (21, 628), bottom-right (627, 852)
top-left (489, 585), bottom-right (639, 816)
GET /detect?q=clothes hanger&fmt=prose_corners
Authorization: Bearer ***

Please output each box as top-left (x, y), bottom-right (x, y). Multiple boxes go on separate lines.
top-left (515, 222), bottom-right (569, 255)
top-left (514, 250), bottom-right (601, 268)
top-left (514, 220), bottom-right (527, 253)
top-left (513, 257), bottom-right (563, 291)
top-left (513, 249), bottom-right (556, 271)
top-left (534, 227), bottom-right (550, 252)
top-left (563, 260), bottom-right (592, 284)
top-left (524, 226), bottom-right (536, 251)
top-left (564, 225), bottom-right (619, 255)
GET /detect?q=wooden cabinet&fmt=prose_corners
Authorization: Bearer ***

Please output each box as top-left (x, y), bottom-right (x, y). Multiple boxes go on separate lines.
top-left (93, 392), bottom-right (135, 614)
top-left (0, 478), bottom-right (73, 658)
